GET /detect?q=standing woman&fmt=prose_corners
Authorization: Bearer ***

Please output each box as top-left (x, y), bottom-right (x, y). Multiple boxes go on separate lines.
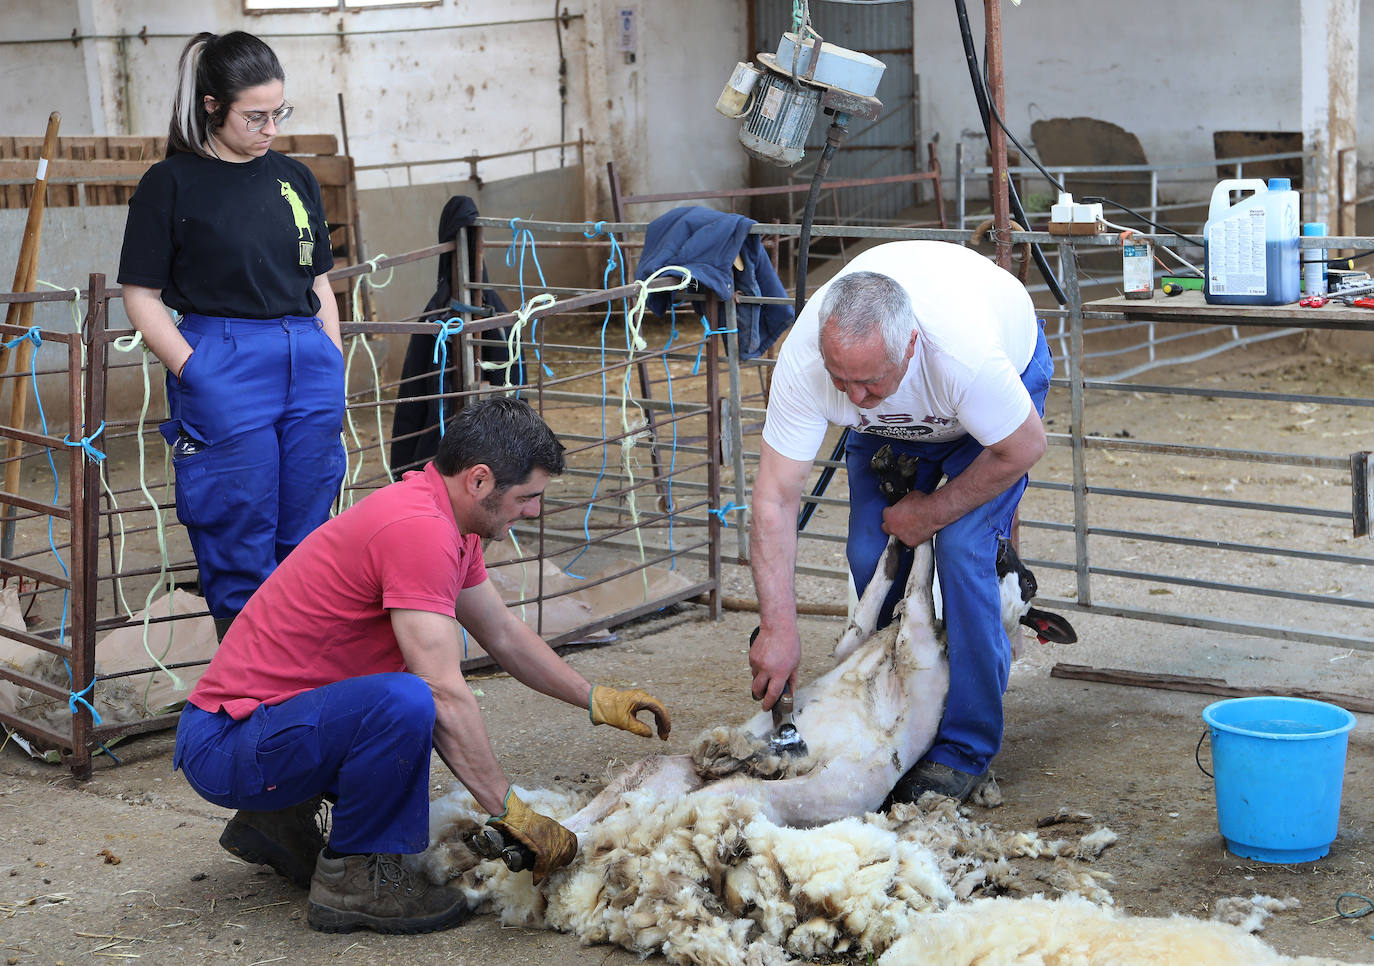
top-left (118, 32), bottom-right (345, 639)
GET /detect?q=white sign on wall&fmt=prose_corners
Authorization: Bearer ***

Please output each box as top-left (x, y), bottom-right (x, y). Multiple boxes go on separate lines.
top-left (617, 8), bottom-right (637, 54)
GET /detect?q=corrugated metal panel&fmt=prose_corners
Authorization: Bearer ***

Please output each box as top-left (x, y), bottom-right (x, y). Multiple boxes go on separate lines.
top-left (750, 0), bottom-right (916, 224)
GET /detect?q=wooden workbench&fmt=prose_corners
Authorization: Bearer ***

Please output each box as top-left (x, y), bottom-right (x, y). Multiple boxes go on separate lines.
top-left (1085, 289), bottom-right (1374, 332)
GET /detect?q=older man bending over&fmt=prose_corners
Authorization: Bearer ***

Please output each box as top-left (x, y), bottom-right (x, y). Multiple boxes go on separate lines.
top-left (749, 240), bottom-right (1051, 805)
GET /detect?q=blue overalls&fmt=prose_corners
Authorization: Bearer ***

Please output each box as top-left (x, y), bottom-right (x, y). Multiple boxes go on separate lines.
top-left (175, 673), bottom-right (435, 854)
top-left (842, 326), bottom-right (1054, 775)
top-left (161, 314), bottom-right (346, 620)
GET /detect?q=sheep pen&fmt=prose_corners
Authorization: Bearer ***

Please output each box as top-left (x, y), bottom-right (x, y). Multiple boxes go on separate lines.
top-left (1, 344), bottom-right (1372, 964)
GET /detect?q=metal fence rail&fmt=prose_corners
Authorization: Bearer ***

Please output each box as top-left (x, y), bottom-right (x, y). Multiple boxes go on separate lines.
top-left (0, 252), bottom-right (723, 777)
top-left (2, 217), bottom-right (1371, 776)
top-left (466, 218), bottom-right (1372, 647)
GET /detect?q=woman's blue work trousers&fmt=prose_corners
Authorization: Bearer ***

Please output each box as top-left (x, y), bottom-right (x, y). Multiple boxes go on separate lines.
top-left (843, 326), bottom-right (1054, 775)
top-left (161, 314), bottom-right (345, 620)
top-left (174, 673), bottom-right (436, 855)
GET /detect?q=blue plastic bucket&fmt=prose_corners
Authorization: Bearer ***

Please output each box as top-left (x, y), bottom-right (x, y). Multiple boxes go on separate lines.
top-left (1203, 696), bottom-right (1356, 863)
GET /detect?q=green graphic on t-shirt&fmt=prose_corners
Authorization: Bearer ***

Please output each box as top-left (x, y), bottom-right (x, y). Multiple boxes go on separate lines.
top-left (278, 179), bottom-right (314, 267)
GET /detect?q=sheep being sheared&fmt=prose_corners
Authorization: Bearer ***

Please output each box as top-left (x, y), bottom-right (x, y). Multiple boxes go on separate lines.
top-left (417, 532), bottom-right (1352, 965)
top-left (563, 534), bottom-right (948, 833)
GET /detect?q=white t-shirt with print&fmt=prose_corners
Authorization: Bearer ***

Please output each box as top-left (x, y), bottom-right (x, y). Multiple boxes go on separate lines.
top-left (762, 241), bottom-right (1038, 463)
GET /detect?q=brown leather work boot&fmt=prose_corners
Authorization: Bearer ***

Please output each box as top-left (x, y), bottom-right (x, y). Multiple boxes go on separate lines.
top-left (218, 796), bottom-right (328, 889)
top-left (306, 852), bottom-right (470, 934)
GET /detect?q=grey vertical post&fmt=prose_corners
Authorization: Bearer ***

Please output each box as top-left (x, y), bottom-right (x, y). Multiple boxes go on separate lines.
top-left (955, 141), bottom-right (966, 230)
top-left (704, 298), bottom-right (723, 620)
top-left (1060, 241), bottom-right (1092, 606)
top-left (455, 231), bottom-right (477, 401)
top-left (723, 298), bottom-right (748, 562)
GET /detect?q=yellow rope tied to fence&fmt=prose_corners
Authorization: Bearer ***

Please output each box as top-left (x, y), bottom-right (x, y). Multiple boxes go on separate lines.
top-left (35, 280), bottom-right (86, 374)
top-left (340, 256), bottom-right (396, 507)
top-left (109, 331), bottom-right (185, 698)
top-left (616, 267), bottom-right (692, 598)
top-left (478, 292), bottom-right (557, 385)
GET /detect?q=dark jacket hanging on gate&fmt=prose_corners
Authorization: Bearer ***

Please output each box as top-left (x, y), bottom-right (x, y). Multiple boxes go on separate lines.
top-left (388, 196), bottom-right (511, 477)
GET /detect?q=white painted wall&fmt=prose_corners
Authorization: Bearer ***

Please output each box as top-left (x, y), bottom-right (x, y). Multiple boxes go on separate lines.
top-left (910, 0), bottom-right (1373, 207)
top-left (0, 0), bottom-right (748, 222)
top-left (0, 0), bottom-right (96, 134)
top-left (7, 0), bottom-right (1374, 221)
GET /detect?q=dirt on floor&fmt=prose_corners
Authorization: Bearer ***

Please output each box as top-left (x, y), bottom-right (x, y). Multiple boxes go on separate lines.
top-left (4, 608), bottom-right (1374, 965)
top-left (3, 341), bottom-right (1374, 965)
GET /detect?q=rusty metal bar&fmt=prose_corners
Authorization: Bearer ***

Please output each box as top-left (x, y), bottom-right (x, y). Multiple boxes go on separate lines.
top-left (0, 546), bottom-right (73, 585)
top-left (0, 664), bottom-right (69, 701)
top-left (0, 625), bottom-right (71, 658)
top-left (0, 709), bottom-right (71, 751)
top-left (66, 272), bottom-right (105, 778)
top-left (535, 466), bottom-right (712, 522)
top-left (0, 489), bottom-right (71, 519)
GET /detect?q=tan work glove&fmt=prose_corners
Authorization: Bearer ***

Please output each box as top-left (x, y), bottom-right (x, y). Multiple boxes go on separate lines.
top-left (589, 685), bottom-right (671, 739)
top-left (487, 789), bottom-right (578, 885)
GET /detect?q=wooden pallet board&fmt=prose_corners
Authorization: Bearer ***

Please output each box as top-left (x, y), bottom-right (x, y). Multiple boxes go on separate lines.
top-left (0, 133), bottom-right (364, 319)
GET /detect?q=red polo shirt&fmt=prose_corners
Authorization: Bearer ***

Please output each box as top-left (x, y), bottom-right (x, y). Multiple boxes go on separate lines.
top-left (188, 463), bottom-right (487, 719)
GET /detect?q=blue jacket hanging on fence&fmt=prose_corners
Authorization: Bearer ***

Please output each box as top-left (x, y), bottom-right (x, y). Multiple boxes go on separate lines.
top-left (635, 206), bottom-right (793, 359)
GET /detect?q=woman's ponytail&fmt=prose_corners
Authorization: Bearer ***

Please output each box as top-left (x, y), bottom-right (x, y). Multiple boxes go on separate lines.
top-left (167, 32), bottom-right (216, 158)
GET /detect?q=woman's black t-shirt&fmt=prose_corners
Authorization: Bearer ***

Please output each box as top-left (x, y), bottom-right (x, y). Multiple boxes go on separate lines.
top-left (118, 150), bottom-right (334, 319)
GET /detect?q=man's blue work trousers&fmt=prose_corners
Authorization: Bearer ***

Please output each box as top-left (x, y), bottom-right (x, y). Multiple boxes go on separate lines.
top-left (161, 314), bottom-right (345, 620)
top-left (843, 326), bottom-right (1054, 775)
top-left (174, 673), bottom-right (435, 855)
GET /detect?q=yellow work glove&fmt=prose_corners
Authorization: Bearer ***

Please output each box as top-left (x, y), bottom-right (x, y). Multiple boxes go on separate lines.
top-left (487, 789), bottom-right (578, 885)
top-left (588, 685), bottom-right (671, 739)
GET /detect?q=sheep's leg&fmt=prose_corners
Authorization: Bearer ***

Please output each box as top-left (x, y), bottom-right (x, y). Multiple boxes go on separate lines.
top-left (562, 754), bottom-right (702, 836)
top-left (833, 536), bottom-right (903, 662)
top-left (898, 540), bottom-right (937, 632)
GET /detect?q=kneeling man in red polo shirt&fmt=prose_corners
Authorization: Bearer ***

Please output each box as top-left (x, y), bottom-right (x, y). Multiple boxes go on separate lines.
top-left (174, 396), bottom-right (670, 935)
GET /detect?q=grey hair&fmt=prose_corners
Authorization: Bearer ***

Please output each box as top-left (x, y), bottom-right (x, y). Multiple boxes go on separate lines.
top-left (817, 271), bottom-right (916, 364)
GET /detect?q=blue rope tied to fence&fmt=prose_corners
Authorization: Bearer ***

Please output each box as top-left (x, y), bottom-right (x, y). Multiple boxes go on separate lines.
top-left (63, 421), bottom-right (107, 462)
top-left (67, 678), bottom-right (104, 726)
top-left (504, 219), bottom-right (554, 380)
top-left (8, 325), bottom-right (110, 732)
top-left (1, 326), bottom-right (42, 351)
top-left (710, 502), bottom-right (746, 527)
top-left (561, 221), bottom-right (634, 576)
top-left (430, 317), bottom-right (465, 436)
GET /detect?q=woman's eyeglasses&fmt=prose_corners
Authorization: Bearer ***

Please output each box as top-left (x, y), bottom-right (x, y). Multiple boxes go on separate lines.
top-left (232, 105), bottom-right (294, 133)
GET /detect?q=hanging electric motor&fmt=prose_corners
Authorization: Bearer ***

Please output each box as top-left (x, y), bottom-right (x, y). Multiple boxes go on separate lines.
top-left (714, 7), bottom-right (886, 529)
top-left (716, 31), bottom-right (885, 167)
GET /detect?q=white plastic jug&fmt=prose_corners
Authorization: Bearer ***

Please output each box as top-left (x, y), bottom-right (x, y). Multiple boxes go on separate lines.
top-left (1204, 178), bottom-right (1300, 305)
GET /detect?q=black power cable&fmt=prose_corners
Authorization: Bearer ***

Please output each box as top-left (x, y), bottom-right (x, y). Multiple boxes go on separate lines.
top-left (952, 0), bottom-right (1066, 306)
top-left (796, 117), bottom-right (851, 533)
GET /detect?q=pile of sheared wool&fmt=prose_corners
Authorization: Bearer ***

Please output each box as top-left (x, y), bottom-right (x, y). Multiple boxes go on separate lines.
top-left (419, 784), bottom-right (1365, 966)
top-left (421, 782), bottom-right (1127, 966)
top-left (876, 894), bottom-right (1361, 966)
